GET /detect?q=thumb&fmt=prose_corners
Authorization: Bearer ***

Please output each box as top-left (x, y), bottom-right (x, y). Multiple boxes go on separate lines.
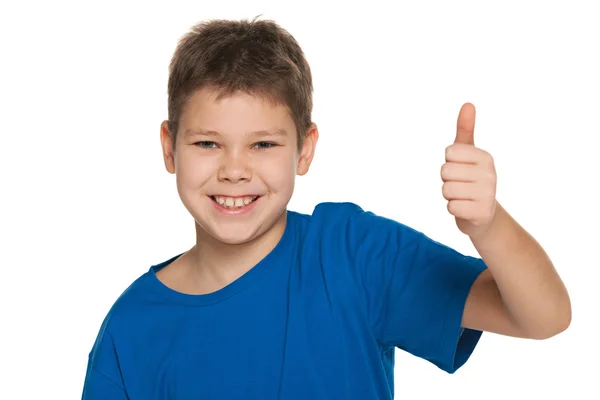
top-left (455, 102), bottom-right (476, 145)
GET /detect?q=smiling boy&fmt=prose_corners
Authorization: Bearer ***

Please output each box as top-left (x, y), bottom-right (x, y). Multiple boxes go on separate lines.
top-left (81, 17), bottom-right (571, 399)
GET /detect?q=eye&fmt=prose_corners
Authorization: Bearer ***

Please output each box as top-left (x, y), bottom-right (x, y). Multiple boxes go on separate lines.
top-left (253, 141), bottom-right (277, 149)
top-left (194, 141), bottom-right (218, 149)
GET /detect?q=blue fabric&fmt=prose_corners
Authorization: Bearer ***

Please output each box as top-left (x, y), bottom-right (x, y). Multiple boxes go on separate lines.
top-left (82, 202), bottom-right (487, 399)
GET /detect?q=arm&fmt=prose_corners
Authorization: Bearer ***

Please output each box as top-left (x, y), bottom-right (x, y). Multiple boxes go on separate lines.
top-left (81, 321), bottom-right (129, 400)
top-left (443, 103), bottom-right (571, 340)
top-left (463, 202), bottom-right (571, 339)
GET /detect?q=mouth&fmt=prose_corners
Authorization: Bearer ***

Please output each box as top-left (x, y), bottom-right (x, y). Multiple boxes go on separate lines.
top-left (209, 195), bottom-right (261, 209)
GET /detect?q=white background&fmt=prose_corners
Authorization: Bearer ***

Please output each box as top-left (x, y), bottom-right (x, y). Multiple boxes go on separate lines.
top-left (1, 0), bottom-right (598, 398)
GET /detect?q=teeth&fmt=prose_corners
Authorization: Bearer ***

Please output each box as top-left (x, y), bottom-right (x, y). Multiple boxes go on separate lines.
top-left (234, 198), bottom-right (244, 207)
top-left (213, 195), bottom-right (257, 208)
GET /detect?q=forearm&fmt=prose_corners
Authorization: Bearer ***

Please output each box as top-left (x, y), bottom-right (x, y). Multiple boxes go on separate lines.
top-left (470, 201), bottom-right (571, 339)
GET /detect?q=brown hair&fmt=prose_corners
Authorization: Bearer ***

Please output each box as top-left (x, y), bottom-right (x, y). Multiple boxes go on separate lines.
top-left (167, 16), bottom-right (313, 151)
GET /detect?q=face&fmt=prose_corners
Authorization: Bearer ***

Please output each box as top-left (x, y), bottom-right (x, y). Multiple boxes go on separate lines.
top-left (160, 88), bottom-right (318, 246)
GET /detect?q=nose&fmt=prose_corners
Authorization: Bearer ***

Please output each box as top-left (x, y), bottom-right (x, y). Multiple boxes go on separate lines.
top-left (217, 149), bottom-right (251, 183)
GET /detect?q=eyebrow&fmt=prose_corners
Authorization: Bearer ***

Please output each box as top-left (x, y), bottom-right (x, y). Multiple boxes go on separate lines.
top-left (184, 128), bottom-right (288, 138)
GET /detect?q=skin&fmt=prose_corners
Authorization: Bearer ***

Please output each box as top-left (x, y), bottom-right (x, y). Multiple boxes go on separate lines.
top-left (159, 89), bottom-right (571, 340)
top-left (445, 103), bottom-right (571, 339)
top-left (158, 88), bottom-right (318, 295)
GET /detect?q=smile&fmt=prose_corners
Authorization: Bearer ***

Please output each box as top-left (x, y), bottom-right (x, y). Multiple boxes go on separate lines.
top-left (210, 195), bottom-right (260, 209)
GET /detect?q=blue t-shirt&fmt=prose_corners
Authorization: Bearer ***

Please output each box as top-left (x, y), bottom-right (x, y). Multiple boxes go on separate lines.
top-left (82, 202), bottom-right (487, 399)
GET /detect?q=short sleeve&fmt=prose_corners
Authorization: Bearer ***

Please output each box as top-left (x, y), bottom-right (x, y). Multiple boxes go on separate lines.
top-left (345, 205), bottom-right (487, 373)
top-left (81, 319), bottom-right (128, 399)
top-left (81, 368), bottom-right (128, 400)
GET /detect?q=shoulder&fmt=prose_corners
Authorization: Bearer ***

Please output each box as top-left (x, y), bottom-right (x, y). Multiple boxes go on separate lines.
top-left (290, 201), bottom-right (363, 221)
top-left (85, 270), bottom-right (146, 362)
top-left (86, 259), bottom-right (175, 364)
top-left (292, 201), bottom-right (373, 230)
top-left (91, 266), bottom-right (158, 339)
top-left (307, 202), bottom-right (413, 229)
top-left (289, 202), bottom-right (366, 243)
top-left (294, 201), bottom-right (419, 241)
top-left (311, 201), bottom-right (365, 215)
top-left (289, 201), bottom-right (423, 260)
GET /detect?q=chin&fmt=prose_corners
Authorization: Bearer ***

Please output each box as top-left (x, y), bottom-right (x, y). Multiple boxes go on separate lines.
top-left (193, 217), bottom-right (263, 246)
top-left (188, 194), bottom-right (290, 246)
top-left (198, 213), bottom-right (286, 247)
top-left (210, 229), bottom-right (259, 246)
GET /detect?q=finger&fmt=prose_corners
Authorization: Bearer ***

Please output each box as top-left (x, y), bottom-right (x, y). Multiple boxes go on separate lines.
top-left (455, 102), bottom-right (476, 145)
top-left (442, 181), bottom-right (479, 200)
top-left (445, 144), bottom-right (492, 166)
top-left (447, 200), bottom-right (476, 219)
top-left (440, 162), bottom-right (480, 182)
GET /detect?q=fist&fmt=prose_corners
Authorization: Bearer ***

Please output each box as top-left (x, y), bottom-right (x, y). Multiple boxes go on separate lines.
top-left (441, 103), bottom-right (497, 238)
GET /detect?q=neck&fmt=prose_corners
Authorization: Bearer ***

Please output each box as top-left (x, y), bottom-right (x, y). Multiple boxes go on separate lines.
top-left (188, 211), bottom-right (287, 289)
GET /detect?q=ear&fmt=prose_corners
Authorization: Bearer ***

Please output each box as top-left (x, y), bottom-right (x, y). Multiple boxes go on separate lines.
top-left (160, 120), bottom-right (176, 174)
top-left (297, 123), bottom-right (319, 176)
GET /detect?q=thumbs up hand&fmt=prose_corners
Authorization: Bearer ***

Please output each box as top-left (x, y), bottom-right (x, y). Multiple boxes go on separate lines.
top-left (441, 103), bottom-right (498, 238)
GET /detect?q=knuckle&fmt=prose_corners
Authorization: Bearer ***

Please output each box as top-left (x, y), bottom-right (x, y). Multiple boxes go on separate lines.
top-left (441, 163), bottom-right (450, 177)
top-left (442, 182), bottom-right (452, 198)
top-left (447, 200), bottom-right (456, 213)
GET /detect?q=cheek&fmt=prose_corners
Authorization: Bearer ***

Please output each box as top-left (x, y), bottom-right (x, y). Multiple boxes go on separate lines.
top-left (176, 152), bottom-right (215, 187)
top-left (255, 151), bottom-right (297, 190)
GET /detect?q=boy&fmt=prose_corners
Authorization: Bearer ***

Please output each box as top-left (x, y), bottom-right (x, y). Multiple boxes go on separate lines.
top-left (81, 17), bottom-right (571, 399)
